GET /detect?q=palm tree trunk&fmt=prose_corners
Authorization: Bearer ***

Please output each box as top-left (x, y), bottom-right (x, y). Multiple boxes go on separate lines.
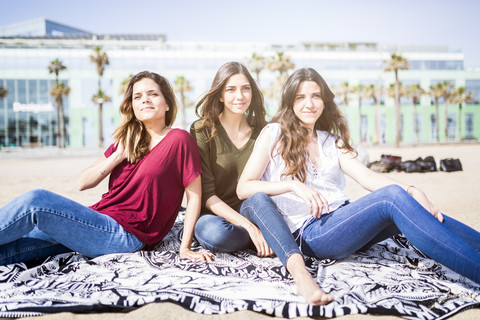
top-left (358, 99), bottom-right (362, 142)
top-left (98, 102), bottom-right (104, 148)
top-left (458, 103), bottom-right (463, 141)
top-left (179, 91), bottom-right (187, 130)
top-left (374, 100), bottom-right (380, 144)
top-left (394, 70), bottom-right (401, 147)
top-left (444, 101), bottom-right (449, 141)
top-left (434, 101), bottom-right (440, 142)
top-left (57, 99), bottom-right (66, 148)
top-left (56, 103), bottom-right (62, 147)
top-left (413, 102), bottom-right (418, 144)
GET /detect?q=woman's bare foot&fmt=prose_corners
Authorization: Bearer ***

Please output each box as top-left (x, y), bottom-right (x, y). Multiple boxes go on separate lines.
top-left (287, 253), bottom-right (334, 305)
top-left (295, 273), bottom-right (334, 305)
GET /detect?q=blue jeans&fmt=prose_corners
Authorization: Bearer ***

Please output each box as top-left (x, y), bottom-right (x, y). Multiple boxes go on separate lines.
top-left (242, 186), bottom-right (480, 284)
top-left (194, 212), bottom-right (252, 253)
top-left (239, 193), bottom-right (302, 266)
top-left (0, 189), bottom-right (144, 265)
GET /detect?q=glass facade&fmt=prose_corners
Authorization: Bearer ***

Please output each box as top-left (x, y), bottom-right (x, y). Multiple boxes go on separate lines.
top-left (1, 20), bottom-right (480, 147)
top-left (466, 80), bottom-right (480, 104)
top-left (0, 78), bottom-right (63, 147)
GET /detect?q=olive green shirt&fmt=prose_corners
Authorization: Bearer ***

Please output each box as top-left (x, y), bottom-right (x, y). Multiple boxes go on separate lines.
top-left (190, 120), bottom-right (260, 213)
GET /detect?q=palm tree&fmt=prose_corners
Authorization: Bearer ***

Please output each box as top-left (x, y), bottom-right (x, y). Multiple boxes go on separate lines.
top-left (429, 83), bottom-right (443, 142)
top-left (246, 52), bottom-right (266, 84)
top-left (174, 76), bottom-right (193, 130)
top-left (90, 46), bottom-right (110, 148)
top-left (437, 81), bottom-right (454, 141)
top-left (332, 81), bottom-right (353, 111)
top-left (265, 51), bottom-right (295, 108)
top-left (404, 84), bottom-right (425, 144)
top-left (91, 89), bottom-right (111, 147)
top-left (119, 74), bottom-right (133, 95)
top-left (266, 51), bottom-right (295, 83)
top-left (451, 86), bottom-right (473, 141)
top-left (387, 82), bottom-right (405, 142)
top-left (353, 84), bottom-right (365, 142)
top-left (383, 53), bottom-right (409, 147)
top-left (364, 84), bottom-right (382, 144)
top-left (48, 58), bottom-right (69, 148)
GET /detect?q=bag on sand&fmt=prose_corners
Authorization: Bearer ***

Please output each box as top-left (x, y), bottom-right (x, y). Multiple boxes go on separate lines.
top-left (439, 158), bottom-right (463, 172)
top-left (415, 156), bottom-right (437, 172)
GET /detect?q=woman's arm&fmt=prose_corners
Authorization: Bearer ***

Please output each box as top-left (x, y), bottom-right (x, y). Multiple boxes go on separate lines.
top-left (237, 129), bottom-right (330, 218)
top-left (77, 142), bottom-right (126, 191)
top-left (204, 195), bottom-right (273, 257)
top-left (191, 123), bottom-right (273, 256)
top-left (179, 175), bottom-right (214, 261)
top-left (339, 151), bottom-right (443, 222)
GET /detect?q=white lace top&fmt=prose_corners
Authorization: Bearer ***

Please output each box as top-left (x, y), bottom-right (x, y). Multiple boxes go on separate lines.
top-left (261, 123), bottom-right (350, 232)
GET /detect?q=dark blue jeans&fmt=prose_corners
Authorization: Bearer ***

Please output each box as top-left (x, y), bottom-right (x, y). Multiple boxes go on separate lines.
top-left (0, 189), bottom-right (144, 265)
top-left (241, 185), bottom-right (480, 284)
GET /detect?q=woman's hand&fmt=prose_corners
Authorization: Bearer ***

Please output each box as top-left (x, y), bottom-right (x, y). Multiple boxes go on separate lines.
top-left (408, 187), bottom-right (444, 222)
top-left (290, 181), bottom-right (330, 218)
top-left (112, 140), bottom-right (127, 161)
top-left (245, 224), bottom-right (274, 257)
top-left (179, 246), bottom-right (214, 262)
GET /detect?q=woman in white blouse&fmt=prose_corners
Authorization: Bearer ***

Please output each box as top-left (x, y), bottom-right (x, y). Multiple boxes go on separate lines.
top-left (237, 68), bottom-right (480, 305)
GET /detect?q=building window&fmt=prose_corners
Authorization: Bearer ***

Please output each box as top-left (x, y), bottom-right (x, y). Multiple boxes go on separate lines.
top-left (465, 80), bottom-right (480, 104)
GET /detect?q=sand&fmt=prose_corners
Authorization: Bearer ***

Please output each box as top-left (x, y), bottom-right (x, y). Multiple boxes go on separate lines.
top-left (1, 143), bottom-right (479, 320)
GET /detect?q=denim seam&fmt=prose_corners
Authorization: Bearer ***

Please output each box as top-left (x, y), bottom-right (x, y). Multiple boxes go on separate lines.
top-left (1, 242), bottom-right (62, 260)
top-left (0, 210), bottom-right (32, 231)
top-left (7, 207), bottom-right (119, 234)
top-left (241, 205), bottom-right (301, 266)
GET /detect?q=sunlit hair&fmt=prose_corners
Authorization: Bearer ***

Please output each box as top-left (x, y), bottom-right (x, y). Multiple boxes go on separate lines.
top-left (112, 71), bottom-right (177, 163)
top-left (272, 68), bottom-right (356, 182)
top-left (194, 61), bottom-right (266, 139)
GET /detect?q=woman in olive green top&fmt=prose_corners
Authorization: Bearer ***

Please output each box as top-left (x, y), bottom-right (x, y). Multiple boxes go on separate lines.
top-left (190, 62), bottom-right (271, 257)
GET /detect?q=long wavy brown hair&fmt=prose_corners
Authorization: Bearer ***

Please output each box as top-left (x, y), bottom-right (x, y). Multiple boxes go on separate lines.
top-left (194, 62), bottom-right (266, 139)
top-left (112, 71), bottom-right (177, 163)
top-left (272, 68), bottom-right (356, 182)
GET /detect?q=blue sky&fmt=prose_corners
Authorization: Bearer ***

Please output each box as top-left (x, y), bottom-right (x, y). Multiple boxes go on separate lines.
top-left (2, 0), bottom-right (480, 67)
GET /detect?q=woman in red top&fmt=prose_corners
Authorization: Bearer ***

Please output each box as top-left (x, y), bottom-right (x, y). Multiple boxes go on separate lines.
top-left (0, 71), bottom-right (211, 265)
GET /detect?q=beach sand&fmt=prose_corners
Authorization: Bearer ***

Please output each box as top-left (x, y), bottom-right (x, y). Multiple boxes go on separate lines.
top-left (1, 143), bottom-right (479, 320)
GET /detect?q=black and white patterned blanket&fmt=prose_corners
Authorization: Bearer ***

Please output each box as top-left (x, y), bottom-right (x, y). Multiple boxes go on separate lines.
top-left (1, 222), bottom-right (479, 319)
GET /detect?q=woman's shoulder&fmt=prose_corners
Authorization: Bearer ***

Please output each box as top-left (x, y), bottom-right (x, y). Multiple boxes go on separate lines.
top-left (262, 122), bottom-right (280, 132)
top-left (317, 130), bottom-right (344, 150)
top-left (257, 123), bottom-right (281, 144)
top-left (317, 130), bottom-right (339, 141)
top-left (167, 128), bottom-right (196, 143)
top-left (190, 119), bottom-right (212, 136)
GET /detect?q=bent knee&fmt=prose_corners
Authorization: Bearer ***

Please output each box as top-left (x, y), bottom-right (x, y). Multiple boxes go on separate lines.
top-left (20, 189), bottom-right (53, 204)
top-left (377, 185), bottom-right (406, 200)
top-left (244, 192), bottom-right (272, 206)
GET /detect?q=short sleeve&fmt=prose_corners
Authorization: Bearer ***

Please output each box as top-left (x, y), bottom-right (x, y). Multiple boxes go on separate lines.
top-left (104, 144), bottom-right (116, 158)
top-left (179, 131), bottom-right (202, 188)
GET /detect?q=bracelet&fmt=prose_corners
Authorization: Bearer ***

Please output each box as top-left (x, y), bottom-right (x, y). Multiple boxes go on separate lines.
top-left (406, 185), bottom-right (415, 194)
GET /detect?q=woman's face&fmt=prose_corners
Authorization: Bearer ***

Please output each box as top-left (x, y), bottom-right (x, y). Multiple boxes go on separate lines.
top-left (132, 78), bottom-right (169, 126)
top-left (292, 80), bottom-right (325, 129)
top-left (220, 73), bottom-right (252, 116)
